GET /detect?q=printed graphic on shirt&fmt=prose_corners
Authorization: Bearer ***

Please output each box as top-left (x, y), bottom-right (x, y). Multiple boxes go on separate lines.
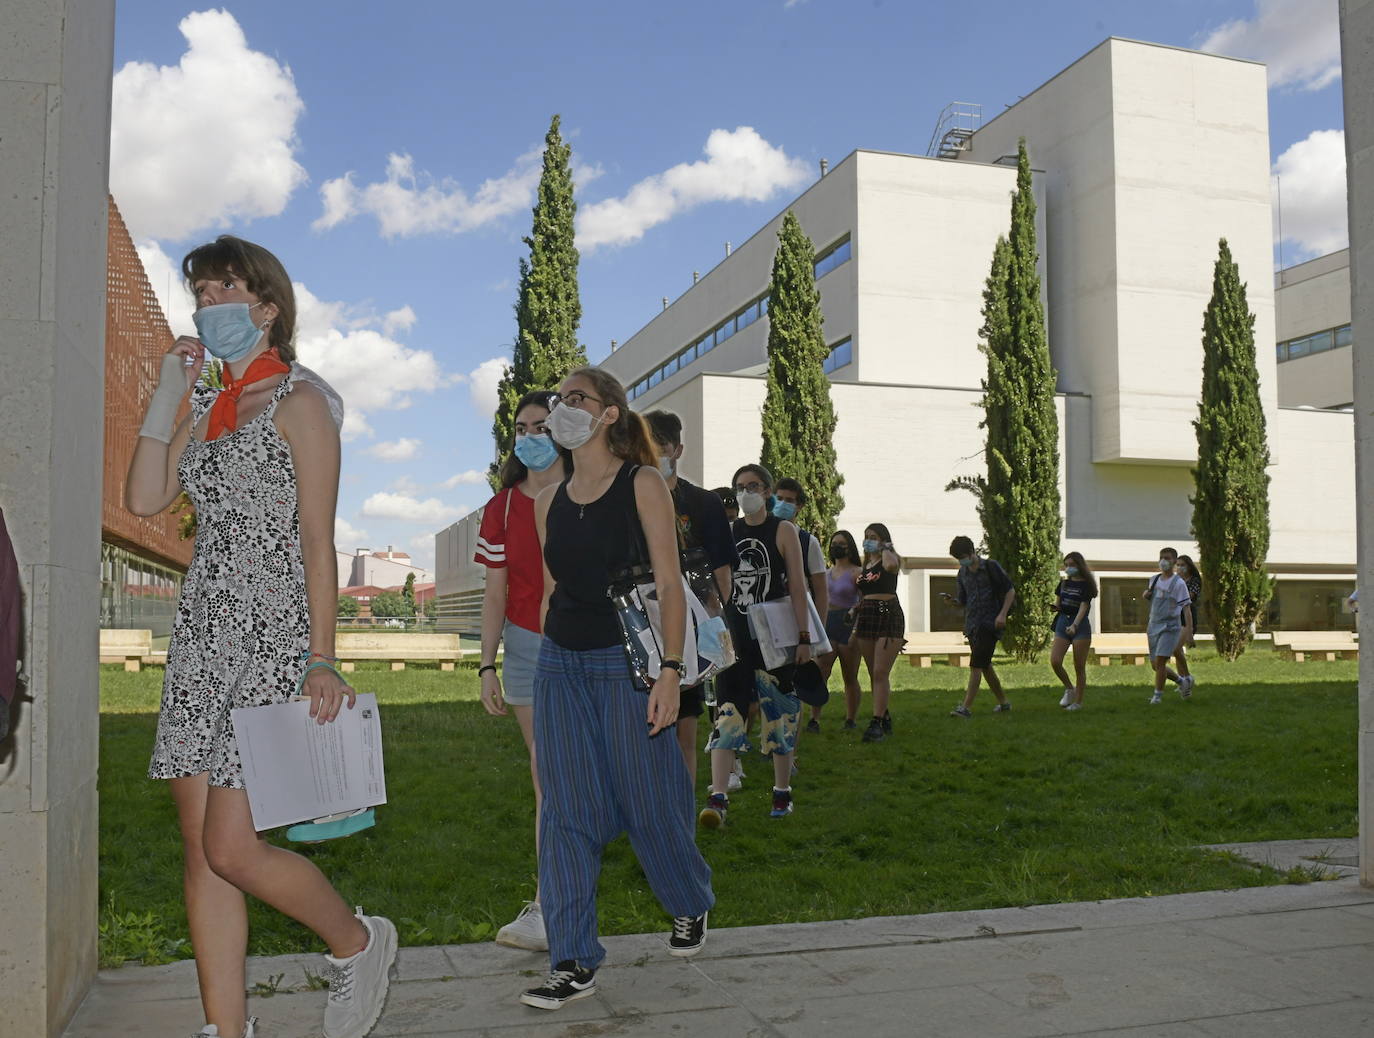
top-left (733, 538), bottom-right (773, 610)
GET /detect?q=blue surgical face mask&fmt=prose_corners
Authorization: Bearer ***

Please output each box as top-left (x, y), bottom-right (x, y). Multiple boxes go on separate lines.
top-left (1159, 558), bottom-right (1174, 572)
top-left (863, 539), bottom-right (880, 554)
top-left (513, 433), bottom-right (559, 471)
top-left (1065, 566), bottom-right (1080, 577)
top-left (194, 302), bottom-right (267, 362)
top-left (958, 556), bottom-right (975, 568)
top-left (772, 500), bottom-right (798, 521)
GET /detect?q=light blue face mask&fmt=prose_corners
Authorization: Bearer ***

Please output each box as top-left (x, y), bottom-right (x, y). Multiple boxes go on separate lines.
top-left (958, 556), bottom-right (975, 568)
top-left (1065, 566), bottom-right (1080, 577)
top-left (513, 433), bottom-right (559, 471)
top-left (863, 539), bottom-right (881, 554)
top-left (772, 500), bottom-right (798, 521)
top-left (193, 302), bottom-right (267, 362)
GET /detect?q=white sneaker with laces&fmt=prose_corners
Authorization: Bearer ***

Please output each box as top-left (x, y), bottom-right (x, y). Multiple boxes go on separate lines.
top-left (496, 901), bottom-right (548, 951)
top-left (323, 909), bottom-right (398, 1038)
top-left (1065, 702), bottom-right (1082, 711)
top-left (1179, 675), bottom-right (1194, 698)
top-left (726, 771), bottom-right (742, 792)
top-left (1059, 688), bottom-right (1074, 708)
top-left (1149, 692), bottom-right (1163, 704)
top-left (192, 1021), bottom-right (256, 1038)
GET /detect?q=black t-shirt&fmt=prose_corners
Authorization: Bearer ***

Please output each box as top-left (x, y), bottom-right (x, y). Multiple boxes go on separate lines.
top-left (1056, 578), bottom-right (1097, 616)
top-left (671, 476), bottom-right (739, 572)
top-left (543, 462), bottom-right (638, 650)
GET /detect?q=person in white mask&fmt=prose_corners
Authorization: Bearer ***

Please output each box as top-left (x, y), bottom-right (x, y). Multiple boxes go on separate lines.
top-left (644, 410), bottom-right (738, 785)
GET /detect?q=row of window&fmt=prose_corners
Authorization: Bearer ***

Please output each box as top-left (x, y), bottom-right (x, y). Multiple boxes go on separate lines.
top-left (626, 236), bottom-right (853, 402)
top-left (822, 336), bottom-right (853, 374)
top-left (1276, 323), bottom-right (1352, 363)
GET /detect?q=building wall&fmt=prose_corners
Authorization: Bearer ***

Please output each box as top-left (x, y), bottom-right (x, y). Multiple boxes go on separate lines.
top-left (1275, 250), bottom-right (1354, 408)
top-left (1279, 350), bottom-right (1355, 409)
top-left (434, 510), bottom-right (486, 633)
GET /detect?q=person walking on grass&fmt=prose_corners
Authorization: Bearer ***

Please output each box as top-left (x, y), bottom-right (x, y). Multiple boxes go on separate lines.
top-left (699, 464), bottom-right (813, 827)
top-left (644, 409), bottom-right (739, 787)
top-left (1169, 554), bottom-right (1203, 695)
top-left (476, 390), bottom-right (570, 953)
top-left (126, 236), bottom-right (394, 1038)
top-left (943, 535), bottom-right (1015, 718)
top-left (854, 524), bottom-right (905, 742)
top-left (774, 478), bottom-right (830, 732)
top-left (1142, 546), bottom-right (1194, 704)
top-left (524, 367), bottom-right (714, 1011)
top-left (819, 530), bottom-right (864, 729)
top-left (1049, 552), bottom-right (1097, 710)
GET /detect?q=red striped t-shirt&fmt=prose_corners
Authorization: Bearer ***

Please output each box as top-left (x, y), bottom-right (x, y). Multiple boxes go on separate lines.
top-left (474, 486), bottom-right (543, 634)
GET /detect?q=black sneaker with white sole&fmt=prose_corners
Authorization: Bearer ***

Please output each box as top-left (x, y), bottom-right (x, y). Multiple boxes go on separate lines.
top-left (520, 961), bottom-right (597, 1010)
top-left (668, 911), bottom-right (708, 957)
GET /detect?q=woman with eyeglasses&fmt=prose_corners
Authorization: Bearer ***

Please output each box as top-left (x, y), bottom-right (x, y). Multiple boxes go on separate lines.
top-left (818, 530), bottom-right (863, 729)
top-left (521, 367), bottom-right (714, 1012)
top-left (475, 389), bottom-right (570, 953)
top-left (700, 463), bottom-right (812, 827)
top-left (855, 524), bottom-right (904, 743)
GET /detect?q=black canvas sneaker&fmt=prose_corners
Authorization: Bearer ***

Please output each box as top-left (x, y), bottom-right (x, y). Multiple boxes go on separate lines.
top-left (520, 961), bottom-right (597, 1010)
top-left (668, 912), bottom-right (708, 957)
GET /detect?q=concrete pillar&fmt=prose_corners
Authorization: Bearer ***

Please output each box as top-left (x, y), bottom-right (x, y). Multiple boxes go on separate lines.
top-left (0, 2), bottom-right (115, 1033)
top-left (1342, 0), bottom-right (1374, 888)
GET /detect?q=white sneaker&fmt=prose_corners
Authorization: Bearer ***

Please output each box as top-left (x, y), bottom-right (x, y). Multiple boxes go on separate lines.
top-left (323, 910), bottom-right (397, 1038)
top-left (1059, 688), bottom-right (1074, 708)
top-left (727, 771), bottom-right (742, 793)
top-left (1149, 692), bottom-right (1162, 705)
top-left (1065, 702), bottom-right (1082, 711)
top-left (496, 901), bottom-right (548, 951)
top-left (192, 1021), bottom-right (256, 1038)
top-left (1179, 675), bottom-right (1194, 699)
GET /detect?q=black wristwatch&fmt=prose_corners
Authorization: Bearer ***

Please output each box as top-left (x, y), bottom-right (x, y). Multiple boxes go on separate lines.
top-left (798, 631), bottom-right (812, 645)
top-left (660, 659), bottom-right (684, 675)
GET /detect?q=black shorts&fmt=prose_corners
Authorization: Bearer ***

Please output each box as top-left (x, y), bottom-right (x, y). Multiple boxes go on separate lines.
top-left (967, 626), bottom-right (1000, 669)
top-left (679, 682), bottom-right (705, 718)
top-left (714, 642), bottom-right (794, 715)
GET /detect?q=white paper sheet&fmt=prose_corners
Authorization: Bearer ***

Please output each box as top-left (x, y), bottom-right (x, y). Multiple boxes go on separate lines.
top-left (747, 598), bottom-right (833, 669)
top-left (231, 693), bottom-right (387, 832)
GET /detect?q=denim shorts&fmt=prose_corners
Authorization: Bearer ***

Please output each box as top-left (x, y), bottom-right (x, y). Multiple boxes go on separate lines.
top-left (1053, 613), bottom-right (1092, 642)
top-left (501, 620), bottom-right (542, 707)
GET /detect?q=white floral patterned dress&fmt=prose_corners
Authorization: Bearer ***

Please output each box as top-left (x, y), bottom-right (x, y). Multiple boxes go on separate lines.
top-left (149, 365), bottom-right (343, 788)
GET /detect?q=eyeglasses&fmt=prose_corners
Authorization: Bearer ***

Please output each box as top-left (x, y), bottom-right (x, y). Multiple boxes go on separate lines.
top-left (548, 390), bottom-right (603, 411)
top-left (733, 480), bottom-right (765, 494)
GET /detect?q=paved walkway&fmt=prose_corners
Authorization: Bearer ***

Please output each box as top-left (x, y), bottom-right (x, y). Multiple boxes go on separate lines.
top-left (68, 842), bottom-right (1373, 1038)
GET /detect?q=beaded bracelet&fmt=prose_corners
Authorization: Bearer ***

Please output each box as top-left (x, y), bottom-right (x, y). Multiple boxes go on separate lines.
top-left (301, 650), bottom-right (340, 662)
top-left (296, 659), bottom-right (344, 696)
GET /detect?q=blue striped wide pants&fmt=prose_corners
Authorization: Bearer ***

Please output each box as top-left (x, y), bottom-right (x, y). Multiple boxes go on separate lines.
top-left (533, 641), bottom-right (715, 970)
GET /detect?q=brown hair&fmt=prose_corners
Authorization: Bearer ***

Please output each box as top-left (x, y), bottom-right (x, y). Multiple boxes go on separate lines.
top-left (182, 235), bottom-right (298, 361)
top-left (565, 366), bottom-right (657, 467)
top-left (1063, 550), bottom-right (1098, 597)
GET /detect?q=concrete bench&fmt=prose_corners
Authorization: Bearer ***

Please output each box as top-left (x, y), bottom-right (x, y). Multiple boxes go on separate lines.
top-left (335, 632), bottom-right (465, 672)
top-left (1091, 633), bottom-right (1151, 666)
top-left (1271, 630), bottom-right (1358, 662)
top-left (904, 632), bottom-right (971, 668)
top-left (100, 629), bottom-right (152, 672)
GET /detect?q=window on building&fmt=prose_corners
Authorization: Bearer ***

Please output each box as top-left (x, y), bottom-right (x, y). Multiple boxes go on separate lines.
top-left (715, 318), bottom-right (735, 346)
top-left (1335, 324), bottom-right (1353, 348)
top-left (737, 305), bottom-right (758, 332)
top-left (1261, 580), bottom-right (1356, 632)
top-left (1276, 343), bottom-right (1288, 363)
top-left (1098, 578), bottom-right (1149, 632)
top-left (760, 295), bottom-right (770, 316)
top-left (696, 332), bottom-right (714, 357)
top-left (814, 236), bottom-right (853, 280)
top-left (822, 336), bottom-right (853, 374)
top-left (664, 355), bottom-right (678, 377)
top-left (929, 576), bottom-right (963, 631)
top-left (649, 369), bottom-right (661, 388)
top-left (1307, 329), bottom-right (1334, 354)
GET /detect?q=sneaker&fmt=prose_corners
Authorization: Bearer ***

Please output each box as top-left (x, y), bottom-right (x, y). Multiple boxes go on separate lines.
top-left (842, 718), bottom-right (856, 730)
top-left (192, 1022), bottom-right (257, 1038)
top-left (495, 901), bottom-right (547, 951)
top-left (726, 771), bottom-right (742, 793)
top-left (1059, 688), bottom-right (1074, 707)
top-left (881, 712), bottom-right (893, 734)
top-left (699, 793), bottom-right (728, 829)
top-left (520, 960), bottom-right (597, 1010)
top-left (861, 717), bottom-right (886, 742)
top-left (770, 788), bottom-right (794, 818)
top-left (1149, 692), bottom-right (1163, 705)
top-left (950, 706), bottom-right (972, 718)
top-left (668, 911), bottom-right (708, 957)
top-left (805, 718), bottom-right (820, 734)
top-left (993, 702), bottom-right (1011, 713)
top-left (1064, 702), bottom-right (1082, 711)
top-left (733, 759), bottom-right (745, 781)
top-left (1179, 675), bottom-right (1194, 699)
top-left (323, 910), bottom-right (397, 1038)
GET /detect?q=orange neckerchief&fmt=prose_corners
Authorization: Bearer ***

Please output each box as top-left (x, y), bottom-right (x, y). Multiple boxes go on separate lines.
top-left (206, 348), bottom-right (291, 441)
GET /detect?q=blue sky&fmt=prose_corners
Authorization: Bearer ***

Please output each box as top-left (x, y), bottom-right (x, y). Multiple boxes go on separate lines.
top-left (110, 0), bottom-right (1347, 572)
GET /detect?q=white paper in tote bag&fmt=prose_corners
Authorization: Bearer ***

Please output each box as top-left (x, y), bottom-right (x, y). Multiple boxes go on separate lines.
top-left (231, 694), bottom-right (387, 832)
top-left (747, 597), bottom-right (833, 669)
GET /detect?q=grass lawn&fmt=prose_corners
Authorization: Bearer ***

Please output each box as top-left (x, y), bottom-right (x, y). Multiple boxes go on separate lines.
top-left (97, 647), bottom-right (1358, 966)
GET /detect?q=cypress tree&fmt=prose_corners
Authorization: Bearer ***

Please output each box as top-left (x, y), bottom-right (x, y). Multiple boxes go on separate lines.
top-left (947, 140), bottom-right (1061, 661)
top-left (1191, 239), bottom-right (1271, 660)
top-left (403, 571), bottom-right (417, 613)
top-left (489, 115), bottom-right (586, 489)
top-left (759, 210), bottom-right (844, 541)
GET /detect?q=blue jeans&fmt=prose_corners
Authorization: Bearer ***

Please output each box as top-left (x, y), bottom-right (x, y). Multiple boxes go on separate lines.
top-left (533, 641), bottom-right (715, 970)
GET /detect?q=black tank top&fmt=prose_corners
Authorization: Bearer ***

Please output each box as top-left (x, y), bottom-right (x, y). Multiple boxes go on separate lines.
top-left (858, 559), bottom-right (898, 596)
top-left (729, 514), bottom-right (788, 612)
top-left (543, 462), bottom-right (639, 650)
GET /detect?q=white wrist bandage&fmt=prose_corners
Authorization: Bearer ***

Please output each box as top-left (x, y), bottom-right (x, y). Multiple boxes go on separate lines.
top-left (138, 354), bottom-right (191, 443)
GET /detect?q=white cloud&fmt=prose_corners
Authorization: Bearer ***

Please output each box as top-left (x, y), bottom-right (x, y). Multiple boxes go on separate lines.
top-left (467, 357), bottom-right (509, 419)
top-left (110, 9), bottom-right (306, 241)
top-left (293, 283), bottom-right (446, 440)
top-left (361, 492), bottom-right (468, 525)
top-left (1273, 129), bottom-right (1348, 259)
top-left (313, 150), bottom-right (542, 237)
top-left (136, 239), bottom-right (197, 336)
top-left (364, 438), bottom-right (421, 461)
top-left (441, 469), bottom-right (489, 489)
top-left (382, 305), bottom-right (417, 336)
top-left (577, 127), bottom-right (811, 249)
top-left (335, 516), bottom-right (370, 547)
top-left (1197, 0), bottom-right (1340, 92)
top-left (407, 534), bottom-right (438, 571)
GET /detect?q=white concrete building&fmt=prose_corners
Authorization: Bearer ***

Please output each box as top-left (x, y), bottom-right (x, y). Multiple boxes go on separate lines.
top-left (437, 37), bottom-right (1357, 636)
top-left (1275, 250), bottom-right (1354, 409)
top-left (338, 546), bottom-right (430, 589)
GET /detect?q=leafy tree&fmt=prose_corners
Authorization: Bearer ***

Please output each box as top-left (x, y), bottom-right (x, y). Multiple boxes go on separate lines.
top-left (1191, 239), bottom-right (1271, 660)
top-left (489, 115), bottom-right (586, 489)
top-left (945, 140), bottom-right (1061, 661)
top-left (371, 590), bottom-right (412, 619)
top-left (759, 210), bottom-right (844, 541)
top-left (423, 597), bottom-right (439, 619)
top-left (336, 594), bottom-right (360, 619)
top-left (403, 572), bottom-right (417, 612)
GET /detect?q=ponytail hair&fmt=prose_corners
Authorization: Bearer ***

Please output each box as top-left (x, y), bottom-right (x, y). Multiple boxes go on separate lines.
top-left (566, 366), bottom-right (657, 468)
